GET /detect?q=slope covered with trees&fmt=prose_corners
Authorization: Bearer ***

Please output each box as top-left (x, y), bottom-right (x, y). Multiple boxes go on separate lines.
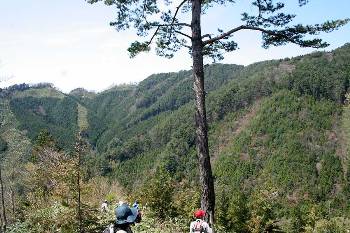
top-left (0, 44), bottom-right (349, 232)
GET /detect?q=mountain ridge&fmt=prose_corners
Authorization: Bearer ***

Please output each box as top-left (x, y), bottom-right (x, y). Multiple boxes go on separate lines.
top-left (1, 43), bottom-right (350, 232)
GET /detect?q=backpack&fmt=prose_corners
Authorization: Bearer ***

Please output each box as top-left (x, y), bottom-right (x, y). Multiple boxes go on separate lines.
top-left (192, 219), bottom-right (205, 233)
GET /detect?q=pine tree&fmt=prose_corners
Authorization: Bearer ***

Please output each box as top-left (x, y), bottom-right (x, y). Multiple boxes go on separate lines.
top-left (87, 0), bottom-right (349, 227)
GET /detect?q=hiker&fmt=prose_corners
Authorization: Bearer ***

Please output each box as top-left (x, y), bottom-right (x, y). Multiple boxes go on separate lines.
top-left (103, 203), bottom-right (140, 233)
top-left (101, 200), bottom-right (108, 212)
top-left (115, 203), bottom-right (140, 233)
top-left (189, 209), bottom-right (212, 233)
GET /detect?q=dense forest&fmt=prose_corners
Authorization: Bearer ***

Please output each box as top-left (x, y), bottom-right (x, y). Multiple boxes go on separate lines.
top-left (0, 44), bottom-right (350, 232)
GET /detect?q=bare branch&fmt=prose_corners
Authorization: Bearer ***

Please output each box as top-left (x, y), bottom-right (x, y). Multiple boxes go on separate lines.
top-left (174, 30), bottom-right (192, 39)
top-left (147, 26), bottom-right (161, 45)
top-left (171, 0), bottom-right (188, 26)
top-left (201, 34), bottom-right (212, 39)
top-left (149, 23), bottom-right (191, 27)
top-left (179, 42), bottom-right (191, 49)
top-left (203, 25), bottom-right (247, 45)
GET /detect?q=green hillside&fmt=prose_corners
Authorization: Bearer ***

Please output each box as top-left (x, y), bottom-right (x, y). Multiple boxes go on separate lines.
top-left (84, 63), bottom-right (243, 152)
top-left (92, 44), bottom-right (350, 231)
top-left (9, 96), bottom-right (79, 150)
top-left (1, 44), bottom-right (350, 232)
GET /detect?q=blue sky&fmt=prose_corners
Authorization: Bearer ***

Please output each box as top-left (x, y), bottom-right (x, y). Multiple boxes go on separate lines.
top-left (0, 0), bottom-right (349, 92)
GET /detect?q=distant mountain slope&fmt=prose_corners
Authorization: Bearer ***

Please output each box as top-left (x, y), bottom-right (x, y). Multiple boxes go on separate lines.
top-left (1, 44), bottom-right (349, 230)
top-left (0, 63), bottom-right (243, 152)
top-left (98, 44), bottom-right (350, 227)
top-left (0, 98), bottom-right (31, 167)
top-left (216, 90), bottom-right (343, 201)
top-left (84, 63), bottom-right (243, 151)
top-left (0, 86), bottom-right (79, 150)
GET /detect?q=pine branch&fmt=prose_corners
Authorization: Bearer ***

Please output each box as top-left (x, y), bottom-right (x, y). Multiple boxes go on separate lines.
top-left (174, 30), bottom-right (192, 39)
top-left (203, 19), bottom-right (349, 48)
top-left (203, 25), bottom-right (308, 46)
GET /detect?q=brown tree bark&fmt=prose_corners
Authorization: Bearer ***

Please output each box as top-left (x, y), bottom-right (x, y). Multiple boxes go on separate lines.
top-left (0, 167), bottom-right (7, 232)
top-left (191, 0), bottom-right (215, 228)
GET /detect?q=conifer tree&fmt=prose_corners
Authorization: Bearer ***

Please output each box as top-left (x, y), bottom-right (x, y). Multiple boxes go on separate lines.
top-left (87, 0), bottom-right (349, 226)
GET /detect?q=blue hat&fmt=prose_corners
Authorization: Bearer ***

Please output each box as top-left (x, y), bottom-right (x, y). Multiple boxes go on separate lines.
top-left (115, 204), bottom-right (138, 225)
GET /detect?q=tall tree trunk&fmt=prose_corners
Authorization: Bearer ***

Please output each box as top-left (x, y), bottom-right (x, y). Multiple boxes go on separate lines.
top-left (0, 167), bottom-right (7, 232)
top-left (191, 0), bottom-right (215, 228)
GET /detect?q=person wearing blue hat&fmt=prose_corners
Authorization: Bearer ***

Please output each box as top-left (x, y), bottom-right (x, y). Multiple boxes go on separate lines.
top-left (102, 202), bottom-right (141, 233)
top-left (114, 203), bottom-right (139, 233)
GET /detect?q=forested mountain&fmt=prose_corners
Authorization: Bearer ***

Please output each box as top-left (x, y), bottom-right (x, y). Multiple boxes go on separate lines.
top-left (1, 44), bottom-right (350, 232)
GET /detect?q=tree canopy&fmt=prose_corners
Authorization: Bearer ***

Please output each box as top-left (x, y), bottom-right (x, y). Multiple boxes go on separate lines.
top-left (87, 0), bottom-right (349, 60)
